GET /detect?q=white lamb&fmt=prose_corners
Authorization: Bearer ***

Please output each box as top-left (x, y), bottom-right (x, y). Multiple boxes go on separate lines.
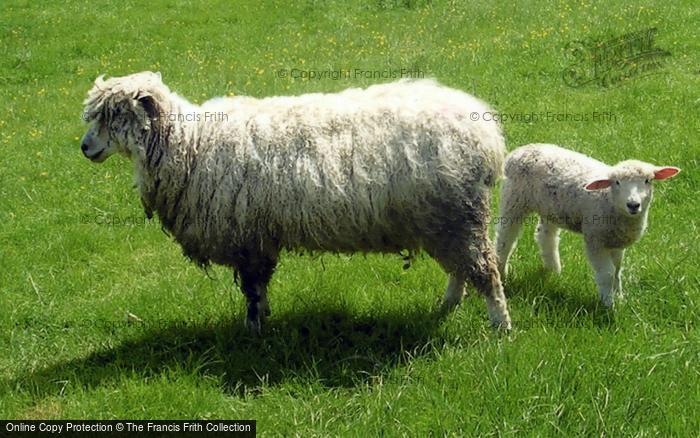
top-left (80, 72), bottom-right (512, 332)
top-left (495, 144), bottom-right (680, 306)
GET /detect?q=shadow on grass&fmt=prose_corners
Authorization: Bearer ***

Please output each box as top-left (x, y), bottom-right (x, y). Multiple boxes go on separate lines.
top-left (10, 273), bottom-right (618, 402)
top-left (9, 306), bottom-right (463, 399)
top-left (504, 267), bottom-right (617, 328)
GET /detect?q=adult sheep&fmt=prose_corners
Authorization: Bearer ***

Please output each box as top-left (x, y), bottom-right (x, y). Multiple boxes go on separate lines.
top-left (80, 71), bottom-right (511, 333)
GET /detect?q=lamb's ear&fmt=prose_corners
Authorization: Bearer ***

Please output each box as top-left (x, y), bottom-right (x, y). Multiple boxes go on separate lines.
top-left (653, 167), bottom-right (680, 180)
top-left (584, 179), bottom-right (612, 191)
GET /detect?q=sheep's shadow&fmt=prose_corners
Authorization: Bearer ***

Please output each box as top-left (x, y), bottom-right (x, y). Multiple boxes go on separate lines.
top-left (10, 306), bottom-right (456, 400)
top-left (504, 267), bottom-right (616, 328)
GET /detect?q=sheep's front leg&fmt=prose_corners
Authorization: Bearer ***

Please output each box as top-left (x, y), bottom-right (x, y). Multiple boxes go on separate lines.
top-left (237, 254), bottom-right (277, 335)
top-left (610, 249), bottom-right (624, 300)
top-left (585, 242), bottom-right (616, 307)
top-left (535, 218), bottom-right (561, 274)
top-left (238, 275), bottom-right (266, 335)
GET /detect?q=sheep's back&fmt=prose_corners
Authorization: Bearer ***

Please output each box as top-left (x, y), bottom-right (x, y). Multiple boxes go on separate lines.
top-left (185, 81), bottom-right (504, 252)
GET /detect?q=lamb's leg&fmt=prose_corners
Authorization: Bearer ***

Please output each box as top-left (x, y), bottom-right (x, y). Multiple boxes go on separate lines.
top-left (610, 249), bottom-right (624, 300)
top-left (495, 184), bottom-right (528, 279)
top-left (585, 242), bottom-right (616, 307)
top-left (237, 254), bottom-right (277, 334)
top-left (535, 218), bottom-right (561, 274)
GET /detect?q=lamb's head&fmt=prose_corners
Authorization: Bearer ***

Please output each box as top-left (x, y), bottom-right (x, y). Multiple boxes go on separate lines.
top-left (80, 71), bottom-right (169, 163)
top-left (584, 160), bottom-right (680, 217)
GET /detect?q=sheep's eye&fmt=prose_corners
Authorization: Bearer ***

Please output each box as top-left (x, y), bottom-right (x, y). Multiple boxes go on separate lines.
top-left (645, 178), bottom-right (650, 184)
top-left (615, 180), bottom-right (620, 186)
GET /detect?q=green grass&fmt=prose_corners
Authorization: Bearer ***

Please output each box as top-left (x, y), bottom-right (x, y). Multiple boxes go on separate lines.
top-left (1, 0), bottom-right (699, 434)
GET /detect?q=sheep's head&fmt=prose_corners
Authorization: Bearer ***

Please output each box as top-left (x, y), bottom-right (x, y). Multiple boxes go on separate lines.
top-left (584, 160), bottom-right (680, 217)
top-left (80, 71), bottom-right (168, 163)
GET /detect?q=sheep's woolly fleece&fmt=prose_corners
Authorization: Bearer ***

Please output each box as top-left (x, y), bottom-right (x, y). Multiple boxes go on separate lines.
top-left (83, 73), bottom-right (506, 268)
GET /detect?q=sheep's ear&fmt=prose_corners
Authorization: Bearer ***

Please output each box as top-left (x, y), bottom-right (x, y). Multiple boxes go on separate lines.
top-left (137, 92), bottom-right (161, 120)
top-left (653, 167), bottom-right (680, 180)
top-left (584, 179), bottom-right (612, 191)
top-left (94, 74), bottom-right (106, 87)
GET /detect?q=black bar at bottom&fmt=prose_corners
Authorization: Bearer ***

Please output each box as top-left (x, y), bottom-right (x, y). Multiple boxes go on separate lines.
top-left (0, 420), bottom-right (255, 437)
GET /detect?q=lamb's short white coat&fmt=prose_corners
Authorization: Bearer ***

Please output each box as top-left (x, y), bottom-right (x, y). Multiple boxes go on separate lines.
top-left (495, 143), bottom-right (679, 306)
top-left (80, 72), bottom-right (512, 331)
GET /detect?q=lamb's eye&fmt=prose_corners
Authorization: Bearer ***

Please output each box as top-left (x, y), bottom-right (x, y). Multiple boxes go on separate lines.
top-left (645, 178), bottom-right (650, 184)
top-left (615, 180), bottom-right (620, 186)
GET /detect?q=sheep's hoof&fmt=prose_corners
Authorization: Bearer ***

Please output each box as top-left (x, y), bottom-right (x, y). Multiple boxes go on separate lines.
top-left (487, 304), bottom-right (512, 330)
top-left (245, 315), bottom-right (262, 335)
top-left (491, 318), bottom-right (512, 331)
top-left (544, 264), bottom-right (561, 275)
top-left (440, 295), bottom-right (463, 311)
top-left (600, 296), bottom-right (614, 309)
top-left (615, 288), bottom-right (625, 301)
top-left (439, 297), bottom-right (462, 316)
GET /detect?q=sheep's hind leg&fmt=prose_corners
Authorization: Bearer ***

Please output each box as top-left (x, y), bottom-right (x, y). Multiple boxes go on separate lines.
top-left (535, 218), bottom-right (561, 274)
top-left (430, 234), bottom-right (511, 329)
top-left (465, 242), bottom-right (512, 329)
top-left (442, 273), bottom-right (467, 310)
top-left (237, 255), bottom-right (277, 334)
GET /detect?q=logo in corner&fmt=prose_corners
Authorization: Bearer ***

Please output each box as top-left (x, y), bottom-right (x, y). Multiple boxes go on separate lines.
top-left (562, 27), bottom-right (671, 88)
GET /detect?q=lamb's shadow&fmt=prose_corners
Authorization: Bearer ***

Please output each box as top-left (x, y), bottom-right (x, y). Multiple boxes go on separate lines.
top-left (504, 268), bottom-right (616, 328)
top-left (12, 307), bottom-right (453, 400)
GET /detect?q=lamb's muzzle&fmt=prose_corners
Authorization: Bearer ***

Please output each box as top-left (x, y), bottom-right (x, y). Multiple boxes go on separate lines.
top-left (81, 71), bottom-right (512, 332)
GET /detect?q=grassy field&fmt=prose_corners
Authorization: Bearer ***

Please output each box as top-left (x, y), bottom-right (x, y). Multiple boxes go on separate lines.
top-left (1, 0), bottom-right (698, 434)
